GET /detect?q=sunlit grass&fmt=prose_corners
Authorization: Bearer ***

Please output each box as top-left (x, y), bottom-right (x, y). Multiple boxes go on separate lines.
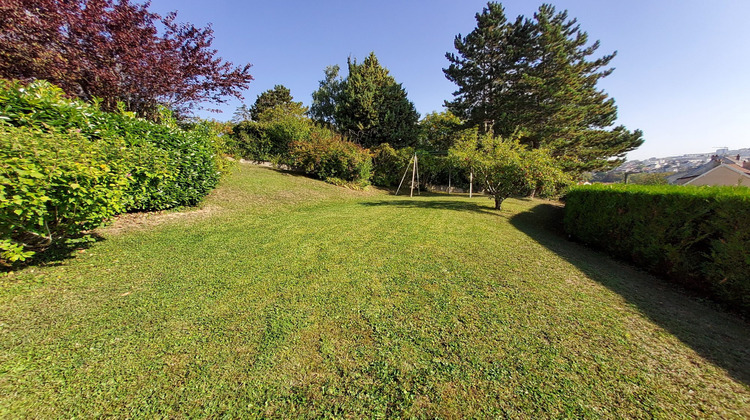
top-left (1, 164), bottom-right (748, 417)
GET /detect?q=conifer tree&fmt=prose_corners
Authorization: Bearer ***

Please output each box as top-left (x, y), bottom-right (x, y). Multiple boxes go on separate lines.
top-left (311, 53), bottom-right (419, 149)
top-left (444, 2), bottom-right (643, 173)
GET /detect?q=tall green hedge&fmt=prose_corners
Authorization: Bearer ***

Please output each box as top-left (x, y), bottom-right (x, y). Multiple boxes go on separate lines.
top-left (564, 184), bottom-right (750, 314)
top-left (1, 125), bottom-right (130, 262)
top-left (1, 79), bottom-right (224, 264)
top-left (0, 79), bottom-right (222, 211)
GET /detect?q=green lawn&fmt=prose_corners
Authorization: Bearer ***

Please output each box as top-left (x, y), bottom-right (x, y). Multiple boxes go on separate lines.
top-left (1, 164), bottom-right (748, 417)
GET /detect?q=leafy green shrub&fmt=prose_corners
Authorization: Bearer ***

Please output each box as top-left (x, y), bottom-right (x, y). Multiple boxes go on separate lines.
top-left (0, 239), bottom-right (35, 263)
top-left (289, 129), bottom-right (372, 187)
top-left (231, 103), bottom-right (312, 163)
top-left (105, 115), bottom-right (221, 210)
top-left (564, 184), bottom-right (750, 314)
top-left (0, 79), bottom-right (221, 211)
top-left (1, 125), bottom-right (129, 263)
top-left (232, 120), bottom-right (274, 162)
top-left (231, 103), bottom-right (373, 188)
top-left (0, 79), bottom-right (99, 131)
top-left (450, 131), bottom-right (570, 209)
top-left (0, 78), bottom-right (226, 264)
top-left (370, 143), bottom-right (413, 187)
top-left (195, 120), bottom-right (237, 175)
top-left (261, 108), bottom-right (311, 160)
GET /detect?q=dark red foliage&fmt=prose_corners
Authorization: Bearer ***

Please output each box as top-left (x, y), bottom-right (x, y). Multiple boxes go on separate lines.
top-left (0, 0), bottom-right (252, 118)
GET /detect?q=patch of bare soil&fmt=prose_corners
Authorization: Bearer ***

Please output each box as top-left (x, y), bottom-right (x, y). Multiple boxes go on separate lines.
top-left (98, 204), bottom-right (219, 236)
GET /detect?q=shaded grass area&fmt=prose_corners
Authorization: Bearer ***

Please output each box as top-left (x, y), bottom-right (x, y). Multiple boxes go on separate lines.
top-left (1, 164), bottom-right (748, 417)
top-left (509, 204), bottom-right (750, 385)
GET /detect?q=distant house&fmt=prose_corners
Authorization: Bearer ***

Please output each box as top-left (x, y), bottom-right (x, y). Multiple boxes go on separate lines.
top-left (668, 155), bottom-right (750, 187)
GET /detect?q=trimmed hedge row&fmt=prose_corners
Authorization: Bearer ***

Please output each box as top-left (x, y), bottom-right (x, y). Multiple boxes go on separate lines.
top-left (564, 184), bottom-right (750, 315)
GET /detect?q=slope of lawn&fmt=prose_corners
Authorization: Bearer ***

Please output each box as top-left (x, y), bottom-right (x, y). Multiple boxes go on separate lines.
top-left (1, 164), bottom-right (748, 417)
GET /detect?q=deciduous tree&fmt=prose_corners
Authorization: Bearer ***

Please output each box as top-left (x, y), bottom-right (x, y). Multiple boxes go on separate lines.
top-left (309, 65), bottom-right (342, 126)
top-left (449, 130), bottom-right (569, 209)
top-left (0, 0), bottom-right (253, 119)
top-left (247, 85), bottom-right (302, 122)
top-left (418, 111), bottom-right (463, 152)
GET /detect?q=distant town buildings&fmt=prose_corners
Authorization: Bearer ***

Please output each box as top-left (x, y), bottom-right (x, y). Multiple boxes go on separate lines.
top-left (615, 148), bottom-right (750, 176)
top-left (591, 148), bottom-right (750, 186)
top-left (668, 155), bottom-right (750, 186)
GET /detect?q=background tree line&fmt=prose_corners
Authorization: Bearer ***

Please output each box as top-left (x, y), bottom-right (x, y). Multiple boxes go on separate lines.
top-left (0, 0), bottom-right (649, 264)
top-left (231, 2), bottom-right (642, 205)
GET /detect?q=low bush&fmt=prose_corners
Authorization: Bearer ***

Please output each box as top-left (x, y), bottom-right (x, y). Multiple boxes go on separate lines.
top-left (231, 105), bottom-right (312, 163)
top-left (233, 120), bottom-right (274, 162)
top-left (1, 125), bottom-right (129, 263)
top-left (289, 129), bottom-right (372, 187)
top-left (262, 109), bottom-right (311, 160)
top-left (231, 103), bottom-right (374, 188)
top-left (564, 184), bottom-right (750, 314)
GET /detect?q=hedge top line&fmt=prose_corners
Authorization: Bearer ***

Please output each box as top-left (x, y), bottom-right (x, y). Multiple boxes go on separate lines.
top-left (568, 183), bottom-right (750, 200)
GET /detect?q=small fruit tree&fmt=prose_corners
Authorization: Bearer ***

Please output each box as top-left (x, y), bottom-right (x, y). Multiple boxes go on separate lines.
top-left (449, 130), bottom-right (569, 209)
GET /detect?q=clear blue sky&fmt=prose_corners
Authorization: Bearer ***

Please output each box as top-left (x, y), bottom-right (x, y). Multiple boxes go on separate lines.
top-left (148, 0), bottom-right (750, 161)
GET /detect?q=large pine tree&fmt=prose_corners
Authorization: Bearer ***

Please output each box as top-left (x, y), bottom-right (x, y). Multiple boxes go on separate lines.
top-left (444, 2), bottom-right (643, 172)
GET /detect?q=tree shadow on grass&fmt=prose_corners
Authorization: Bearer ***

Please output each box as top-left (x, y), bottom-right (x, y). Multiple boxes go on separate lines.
top-left (1, 233), bottom-right (105, 274)
top-left (509, 203), bottom-right (750, 386)
top-left (360, 198), bottom-right (500, 217)
top-left (248, 164), bottom-right (307, 178)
